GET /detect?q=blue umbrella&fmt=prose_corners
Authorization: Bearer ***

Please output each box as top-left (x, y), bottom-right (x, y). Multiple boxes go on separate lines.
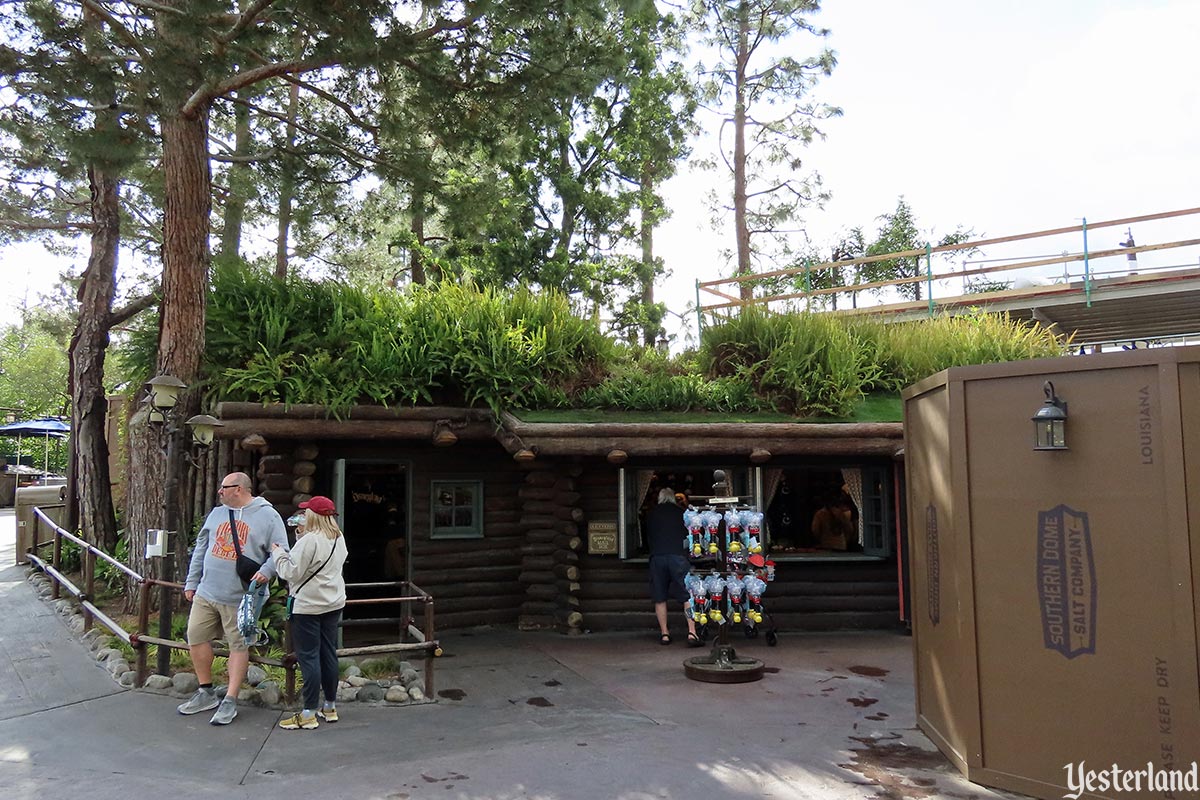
top-left (0, 418), bottom-right (70, 473)
top-left (0, 418), bottom-right (70, 437)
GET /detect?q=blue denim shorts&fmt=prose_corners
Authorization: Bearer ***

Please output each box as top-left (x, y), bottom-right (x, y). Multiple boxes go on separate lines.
top-left (648, 554), bottom-right (690, 603)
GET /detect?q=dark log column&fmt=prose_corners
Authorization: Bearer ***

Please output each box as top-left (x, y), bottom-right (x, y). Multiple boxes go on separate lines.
top-left (517, 463), bottom-right (584, 634)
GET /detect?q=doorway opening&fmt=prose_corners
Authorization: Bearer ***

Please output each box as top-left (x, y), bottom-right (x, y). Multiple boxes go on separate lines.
top-left (333, 460), bottom-right (409, 628)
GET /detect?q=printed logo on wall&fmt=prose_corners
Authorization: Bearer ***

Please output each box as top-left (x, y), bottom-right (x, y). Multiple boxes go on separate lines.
top-left (1037, 505), bottom-right (1097, 658)
top-left (926, 504), bottom-right (940, 626)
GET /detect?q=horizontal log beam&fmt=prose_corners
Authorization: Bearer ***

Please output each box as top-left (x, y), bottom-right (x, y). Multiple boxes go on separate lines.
top-left (502, 411), bottom-right (901, 440)
top-left (215, 419), bottom-right (497, 441)
top-left (522, 436), bottom-right (903, 458)
top-left (436, 608), bottom-right (521, 630)
top-left (411, 565), bottom-right (520, 584)
top-left (518, 570), bottom-right (556, 585)
top-left (216, 403), bottom-right (496, 423)
top-left (410, 537), bottom-right (523, 557)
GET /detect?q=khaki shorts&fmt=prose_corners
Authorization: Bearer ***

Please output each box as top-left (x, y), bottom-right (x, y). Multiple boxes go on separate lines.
top-left (186, 595), bottom-right (248, 652)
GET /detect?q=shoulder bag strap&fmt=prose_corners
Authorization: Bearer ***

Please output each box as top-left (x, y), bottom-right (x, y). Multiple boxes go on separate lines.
top-left (229, 509), bottom-right (243, 556)
top-left (293, 538), bottom-right (337, 595)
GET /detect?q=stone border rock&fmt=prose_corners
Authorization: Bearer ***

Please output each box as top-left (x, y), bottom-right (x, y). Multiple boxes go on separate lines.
top-left (26, 569), bottom-right (434, 710)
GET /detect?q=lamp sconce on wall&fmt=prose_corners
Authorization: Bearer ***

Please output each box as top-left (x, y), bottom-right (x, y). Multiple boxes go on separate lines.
top-left (185, 414), bottom-right (223, 446)
top-left (144, 374), bottom-right (223, 453)
top-left (145, 375), bottom-right (187, 423)
top-left (1032, 380), bottom-right (1068, 451)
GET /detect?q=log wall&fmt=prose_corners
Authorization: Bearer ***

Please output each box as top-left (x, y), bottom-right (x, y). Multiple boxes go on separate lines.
top-left (515, 464), bottom-right (585, 634)
top-left (194, 417), bottom-right (904, 635)
top-left (407, 447), bottom-right (527, 627)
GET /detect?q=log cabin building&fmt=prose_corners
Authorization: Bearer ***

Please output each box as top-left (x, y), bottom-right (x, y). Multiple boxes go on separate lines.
top-left (208, 402), bottom-right (907, 637)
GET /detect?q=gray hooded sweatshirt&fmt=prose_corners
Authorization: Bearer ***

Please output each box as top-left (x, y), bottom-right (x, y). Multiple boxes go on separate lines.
top-left (185, 496), bottom-right (288, 606)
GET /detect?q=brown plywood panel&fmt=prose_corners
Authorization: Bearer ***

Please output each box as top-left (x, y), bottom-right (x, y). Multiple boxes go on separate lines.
top-left (906, 382), bottom-right (976, 768)
top-left (965, 365), bottom-right (1199, 795)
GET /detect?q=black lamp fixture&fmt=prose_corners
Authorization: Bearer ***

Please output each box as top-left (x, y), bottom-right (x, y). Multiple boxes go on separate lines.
top-left (185, 414), bottom-right (224, 447)
top-left (145, 375), bottom-right (187, 423)
top-left (144, 374), bottom-right (223, 677)
top-left (145, 375), bottom-right (223, 452)
top-left (1032, 380), bottom-right (1068, 451)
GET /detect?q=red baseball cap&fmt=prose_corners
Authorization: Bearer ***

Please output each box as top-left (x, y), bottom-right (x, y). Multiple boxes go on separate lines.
top-left (298, 495), bottom-right (337, 516)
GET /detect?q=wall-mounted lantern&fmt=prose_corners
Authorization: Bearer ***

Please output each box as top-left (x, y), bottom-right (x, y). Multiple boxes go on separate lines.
top-left (145, 375), bottom-right (187, 423)
top-left (1032, 381), bottom-right (1068, 451)
top-left (185, 414), bottom-right (223, 447)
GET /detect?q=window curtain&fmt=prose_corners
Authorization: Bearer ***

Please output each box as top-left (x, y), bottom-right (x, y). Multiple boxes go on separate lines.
top-left (764, 468), bottom-right (784, 510)
top-left (841, 467), bottom-right (864, 545)
top-left (636, 470), bottom-right (654, 508)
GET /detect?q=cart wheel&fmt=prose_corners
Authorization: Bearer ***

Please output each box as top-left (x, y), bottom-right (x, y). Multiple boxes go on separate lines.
top-left (766, 630), bottom-right (778, 647)
top-left (745, 625), bottom-right (758, 639)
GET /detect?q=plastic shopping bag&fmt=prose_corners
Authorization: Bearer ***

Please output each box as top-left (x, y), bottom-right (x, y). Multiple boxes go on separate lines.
top-left (237, 581), bottom-right (270, 647)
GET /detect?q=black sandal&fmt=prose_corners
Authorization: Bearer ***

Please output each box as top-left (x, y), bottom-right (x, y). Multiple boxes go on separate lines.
top-left (659, 633), bottom-right (672, 645)
top-left (687, 633), bottom-right (702, 648)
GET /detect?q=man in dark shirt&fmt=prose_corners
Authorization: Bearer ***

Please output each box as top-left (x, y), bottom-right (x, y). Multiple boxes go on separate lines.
top-left (646, 488), bottom-right (700, 646)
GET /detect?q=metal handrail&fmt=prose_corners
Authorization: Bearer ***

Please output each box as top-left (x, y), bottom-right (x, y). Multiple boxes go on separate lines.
top-left (24, 505), bottom-right (440, 700)
top-left (32, 507), bottom-right (141, 581)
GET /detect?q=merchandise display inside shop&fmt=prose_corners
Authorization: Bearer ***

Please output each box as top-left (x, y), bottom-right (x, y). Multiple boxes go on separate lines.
top-left (620, 465), bottom-right (893, 560)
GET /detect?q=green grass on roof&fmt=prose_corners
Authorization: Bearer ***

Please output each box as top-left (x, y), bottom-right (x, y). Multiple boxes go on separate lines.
top-left (514, 393), bottom-right (903, 424)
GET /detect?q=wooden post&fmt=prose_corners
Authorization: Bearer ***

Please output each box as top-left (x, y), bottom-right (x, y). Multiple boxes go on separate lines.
top-left (82, 549), bottom-right (95, 632)
top-left (136, 581), bottom-right (151, 687)
top-left (424, 597), bottom-right (435, 699)
top-left (51, 526), bottom-right (62, 600)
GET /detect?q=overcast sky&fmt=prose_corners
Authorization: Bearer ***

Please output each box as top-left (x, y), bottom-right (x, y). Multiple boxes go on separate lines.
top-left (659, 0), bottom-right (1200, 343)
top-left (3, 0), bottom-right (1198, 344)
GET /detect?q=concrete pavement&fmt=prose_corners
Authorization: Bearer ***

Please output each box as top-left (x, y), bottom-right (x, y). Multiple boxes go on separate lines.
top-left (0, 508), bottom-right (1012, 800)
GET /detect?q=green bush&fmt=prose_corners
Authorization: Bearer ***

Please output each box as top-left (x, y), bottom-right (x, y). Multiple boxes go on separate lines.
top-left (207, 267), bottom-right (611, 416)
top-left (698, 307), bottom-right (1064, 417)
top-left (116, 265), bottom-right (1066, 420)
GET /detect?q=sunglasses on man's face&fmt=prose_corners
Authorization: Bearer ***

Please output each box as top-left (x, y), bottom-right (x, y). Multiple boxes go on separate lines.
top-left (220, 484), bottom-right (242, 491)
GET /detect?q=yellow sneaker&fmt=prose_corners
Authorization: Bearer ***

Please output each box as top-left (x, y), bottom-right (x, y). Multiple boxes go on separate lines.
top-left (279, 713), bottom-right (318, 730)
top-left (317, 707), bottom-right (338, 723)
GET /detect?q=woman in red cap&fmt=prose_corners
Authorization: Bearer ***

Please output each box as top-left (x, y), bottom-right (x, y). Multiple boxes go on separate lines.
top-left (271, 495), bottom-right (348, 729)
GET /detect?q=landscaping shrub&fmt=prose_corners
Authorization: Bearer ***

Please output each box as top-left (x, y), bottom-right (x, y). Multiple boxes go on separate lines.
top-left (117, 266), bottom-right (1066, 419)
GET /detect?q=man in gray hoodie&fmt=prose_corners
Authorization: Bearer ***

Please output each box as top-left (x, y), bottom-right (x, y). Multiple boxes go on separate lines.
top-left (176, 472), bottom-right (288, 725)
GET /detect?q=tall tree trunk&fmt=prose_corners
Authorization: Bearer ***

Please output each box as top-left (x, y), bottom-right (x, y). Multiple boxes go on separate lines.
top-left (409, 187), bottom-right (426, 286)
top-left (275, 79), bottom-right (299, 279)
top-left (638, 161), bottom-right (657, 347)
top-left (69, 163), bottom-right (121, 551)
top-left (220, 96), bottom-right (251, 259)
top-left (551, 131), bottom-right (576, 268)
top-left (126, 101), bottom-right (210, 599)
top-left (733, 0), bottom-right (752, 301)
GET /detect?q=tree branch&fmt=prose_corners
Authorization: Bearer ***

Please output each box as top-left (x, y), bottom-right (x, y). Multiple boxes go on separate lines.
top-left (79, 0), bottom-right (150, 60)
top-left (107, 290), bottom-right (159, 327)
top-left (278, 74), bottom-right (379, 133)
top-left (182, 57), bottom-right (339, 117)
top-left (228, 97), bottom-right (385, 170)
top-left (121, 0), bottom-right (185, 15)
top-left (217, 0), bottom-right (279, 44)
top-left (0, 219), bottom-right (95, 232)
top-left (211, 149), bottom-right (277, 163)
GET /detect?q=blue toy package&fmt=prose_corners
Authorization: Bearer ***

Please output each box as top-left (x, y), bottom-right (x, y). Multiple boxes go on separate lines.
top-left (684, 573), bottom-right (709, 624)
top-left (703, 573), bottom-right (727, 624)
top-left (237, 581), bottom-right (270, 647)
top-left (683, 509), bottom-right (703, 556)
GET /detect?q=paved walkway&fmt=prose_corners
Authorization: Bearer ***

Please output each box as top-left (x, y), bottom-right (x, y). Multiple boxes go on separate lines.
top-left (0, 508), bottom-right (1011, 800)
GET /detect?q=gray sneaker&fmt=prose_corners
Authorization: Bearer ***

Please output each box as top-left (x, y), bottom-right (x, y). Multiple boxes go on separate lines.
top-left (209, 696), bottom-right (238, 725)
top-left (177, 688), bottom-right (219, 716)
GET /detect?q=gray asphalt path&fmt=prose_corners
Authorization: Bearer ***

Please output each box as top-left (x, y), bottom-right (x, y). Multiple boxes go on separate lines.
top-left (0, 508), bottom-right (1012, 800)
